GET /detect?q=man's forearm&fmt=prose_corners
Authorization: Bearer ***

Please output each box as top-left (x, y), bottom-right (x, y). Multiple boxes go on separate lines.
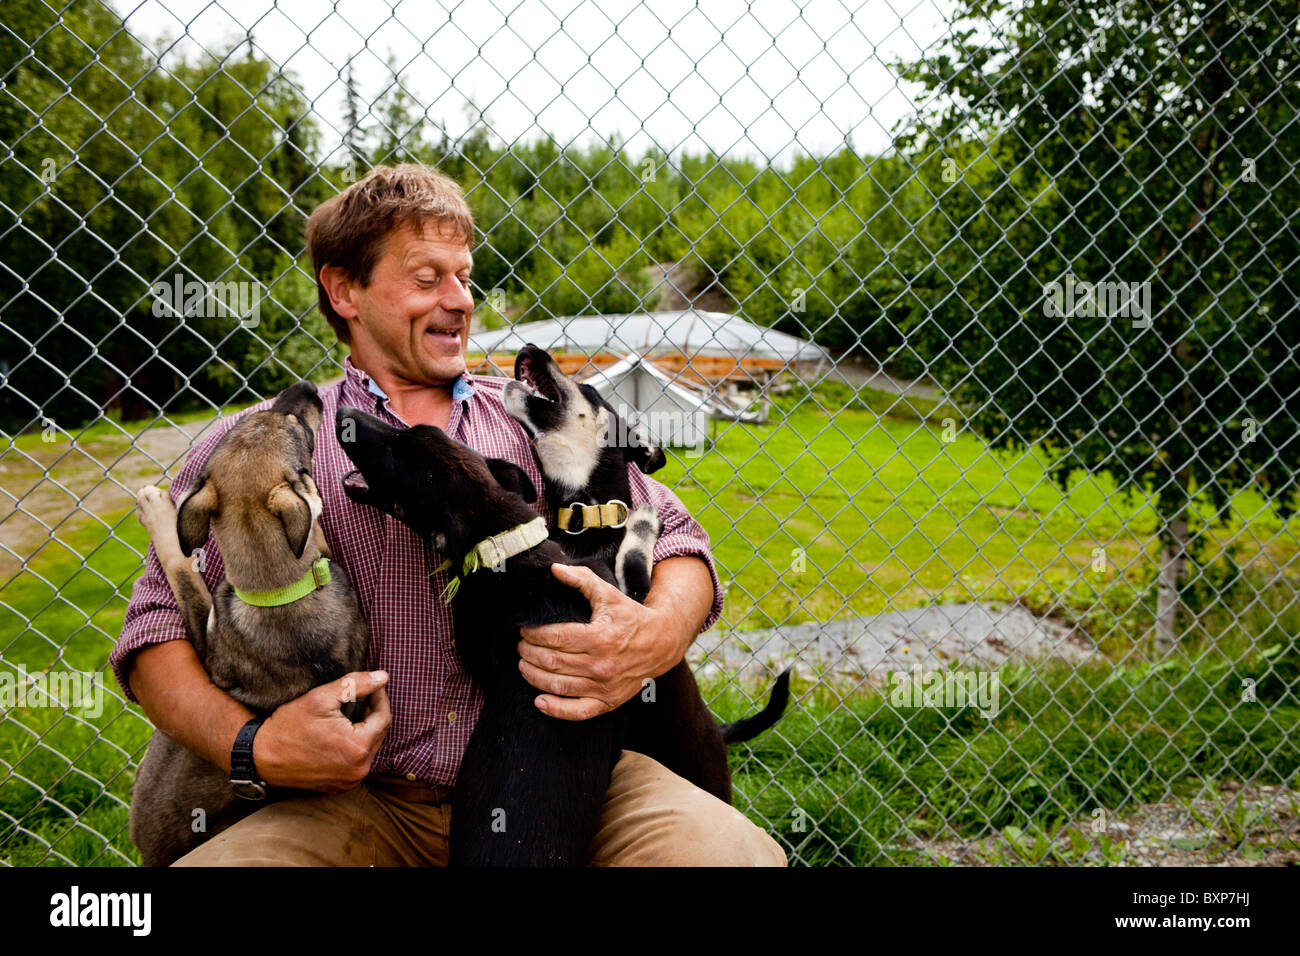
top-left (642, 554), bottom-right (714, 669)
top-left (127, 640), bottom-right (254, 773)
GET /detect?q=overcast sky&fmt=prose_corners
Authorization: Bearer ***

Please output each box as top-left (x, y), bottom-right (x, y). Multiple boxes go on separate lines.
top-left (112, 0), bottom-right (957, 162)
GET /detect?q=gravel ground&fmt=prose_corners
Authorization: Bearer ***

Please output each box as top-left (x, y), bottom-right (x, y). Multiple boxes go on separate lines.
top-left (690, 601), bottom-right (1098, 686)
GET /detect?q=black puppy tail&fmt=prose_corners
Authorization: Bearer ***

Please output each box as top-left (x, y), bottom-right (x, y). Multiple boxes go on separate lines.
top-left (720, 666), bottom-right (792, 745)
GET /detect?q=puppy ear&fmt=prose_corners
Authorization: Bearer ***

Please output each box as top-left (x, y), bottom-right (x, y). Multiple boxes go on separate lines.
top-left (486, 458), bottom-right (538, 503)
top-left (273, 380), bottom-right (323, 434)
top-left (628, 424), bottom-right (667, 474)
top-left (268, 482), bottom-right (314, 559)
top-left (291, 402), bottom-right (322, 436)
top-left (176, 476), bottom-right (218, 556)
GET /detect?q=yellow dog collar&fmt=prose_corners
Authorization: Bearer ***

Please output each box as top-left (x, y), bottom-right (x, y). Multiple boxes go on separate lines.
top-left (557, 499), bottom-right (629, 535)
top-left (233, 556), bottom-right (331, 607)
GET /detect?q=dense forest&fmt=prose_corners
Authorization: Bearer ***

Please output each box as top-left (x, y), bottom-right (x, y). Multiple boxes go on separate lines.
top-left (0, 1), bottom-right (943, 428)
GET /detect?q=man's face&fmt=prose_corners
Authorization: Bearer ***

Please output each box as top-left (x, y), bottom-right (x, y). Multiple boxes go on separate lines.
top-left (336, 220), bottom-right (474, 386)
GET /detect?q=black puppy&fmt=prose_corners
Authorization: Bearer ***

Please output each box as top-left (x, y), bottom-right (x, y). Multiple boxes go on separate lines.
top-left (503, 344), bottom-right (790, 803)
top-left (338, 409), bottom-right (626, 865)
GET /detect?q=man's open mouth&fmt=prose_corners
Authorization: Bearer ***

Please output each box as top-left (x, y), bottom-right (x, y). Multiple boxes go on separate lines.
top-left (425, 325), bottom-right (462, 346)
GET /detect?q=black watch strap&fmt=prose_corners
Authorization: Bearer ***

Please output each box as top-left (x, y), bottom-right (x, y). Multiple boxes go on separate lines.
top-left (230, 716), bottom-right (267, 800)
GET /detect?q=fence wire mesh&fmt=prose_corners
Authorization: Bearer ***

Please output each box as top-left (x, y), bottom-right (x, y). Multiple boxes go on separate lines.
top-left (1, 0), bottom-right (1298, 866)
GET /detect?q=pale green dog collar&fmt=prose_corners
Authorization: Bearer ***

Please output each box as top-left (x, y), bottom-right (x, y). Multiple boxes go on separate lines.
top-left (436, 516), bottom-right (549, 603)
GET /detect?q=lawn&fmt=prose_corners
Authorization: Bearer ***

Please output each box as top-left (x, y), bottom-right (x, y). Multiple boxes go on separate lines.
top-left (668, 388), bottom-right (1297, 645)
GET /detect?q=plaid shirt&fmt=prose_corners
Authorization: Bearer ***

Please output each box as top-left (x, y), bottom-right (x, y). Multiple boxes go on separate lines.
top-left (111, 356), bottom-right (724, 785)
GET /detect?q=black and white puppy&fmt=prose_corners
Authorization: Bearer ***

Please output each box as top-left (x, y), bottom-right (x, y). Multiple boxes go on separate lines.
top-left (503, 344), bottom-right (790, 804)
top-left (503, 345), bottom-right (665, 601)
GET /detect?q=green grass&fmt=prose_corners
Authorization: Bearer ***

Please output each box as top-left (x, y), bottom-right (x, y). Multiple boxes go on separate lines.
top-left (1, 382), bottom-right (1297, 865)
top-left (662, 387), bottom-right (1298, 639)
top-left (2, 399), bottom-right (256, 456)
top-left (0, 503), bottom-right (152, 866)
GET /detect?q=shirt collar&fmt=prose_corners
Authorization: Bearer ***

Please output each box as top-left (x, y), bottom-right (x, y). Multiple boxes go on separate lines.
top-left (343, 354), bottom-right (476, 408)
top-left (452, 376), bottom-right (475, 402)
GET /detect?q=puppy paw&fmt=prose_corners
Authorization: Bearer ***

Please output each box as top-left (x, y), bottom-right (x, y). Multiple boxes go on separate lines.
top-left (626, 502), bottom-right (661, 541)
top-left (616, 504), bottom-right (661, 602)
top-left (135, 484), bottom-right (176, 535)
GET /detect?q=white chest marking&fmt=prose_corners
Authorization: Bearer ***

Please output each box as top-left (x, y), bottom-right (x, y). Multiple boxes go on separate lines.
top-left (536, 406), bottom-right (608, 494)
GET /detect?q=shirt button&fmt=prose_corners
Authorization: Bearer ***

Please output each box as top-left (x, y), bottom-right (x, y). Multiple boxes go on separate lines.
top-left (447, 711), bottom-right (457, 723)
top-left (405, 773), bottom-right (417, 782)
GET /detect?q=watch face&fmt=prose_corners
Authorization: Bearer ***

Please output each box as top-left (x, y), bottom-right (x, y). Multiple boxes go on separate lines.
top-left (231, 780), bottom-right (267, 801)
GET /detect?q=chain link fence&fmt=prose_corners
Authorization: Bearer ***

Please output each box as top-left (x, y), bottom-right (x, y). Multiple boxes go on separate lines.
top-left (1, 0), bottom-right (1298, 866)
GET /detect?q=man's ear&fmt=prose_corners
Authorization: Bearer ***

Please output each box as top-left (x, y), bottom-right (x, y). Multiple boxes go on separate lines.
top-left (318, 264), bottom-right (360, 321)
top-left (486, 458), bottom-right (538, 503)
top-left (176, 476), bottom-right (219, 556)
top-left (627, 423), bottom-right (667, 474)
top-left (268, 482), bottom-right (313, 559)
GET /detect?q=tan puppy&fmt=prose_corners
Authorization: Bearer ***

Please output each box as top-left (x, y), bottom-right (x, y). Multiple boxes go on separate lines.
top-left (129, 381), bottom-right (368, 866)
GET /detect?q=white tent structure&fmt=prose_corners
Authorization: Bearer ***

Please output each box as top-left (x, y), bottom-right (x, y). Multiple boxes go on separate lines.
top-left (468, 309), bottom-right (831, 365)
top-left (581, 354), bottom-right (762, 448)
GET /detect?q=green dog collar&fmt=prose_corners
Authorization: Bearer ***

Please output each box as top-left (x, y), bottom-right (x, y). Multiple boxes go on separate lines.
top-left (233, 556), bottom-right (332, 608)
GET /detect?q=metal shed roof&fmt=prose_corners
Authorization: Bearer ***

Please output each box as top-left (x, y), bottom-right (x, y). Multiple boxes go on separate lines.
top-left (468, 309), bottom-right (829, 364)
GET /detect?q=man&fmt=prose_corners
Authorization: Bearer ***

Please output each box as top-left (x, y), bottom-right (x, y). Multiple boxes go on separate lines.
top-left (113, 163), bottom-right (786, 866)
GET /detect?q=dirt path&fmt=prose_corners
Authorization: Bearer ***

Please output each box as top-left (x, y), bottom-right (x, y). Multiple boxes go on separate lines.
top-left (1, 376), bottom-right (352, 580)
top-left (0, 415), bottom-right (218, 578)
top-left (799, 357), bottom-right (946, 402)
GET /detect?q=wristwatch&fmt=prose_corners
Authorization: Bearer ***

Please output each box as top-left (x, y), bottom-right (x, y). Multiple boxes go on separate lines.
top-left (230, 716), bottom-right (268, 800)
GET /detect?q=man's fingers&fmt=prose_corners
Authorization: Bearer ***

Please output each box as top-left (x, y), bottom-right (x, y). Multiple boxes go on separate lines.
top-left (516, 638), bottom-right (591, 675)
top-left (520, 566), bottom-right (623, 650)
top-left (518, 657), bottom-right (602, 699)
top-left (355, 684), bottom-right (392, 748)
top-left (518, 620), bottom-right (592, 652)
top-left (329, 669), bottom-right (389, 710)
top-left (534, 693), bottom-right (610, 722)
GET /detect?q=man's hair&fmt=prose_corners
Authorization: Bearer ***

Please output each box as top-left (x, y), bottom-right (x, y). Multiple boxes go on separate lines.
top-left (305, 163), bottom-right (475, 344)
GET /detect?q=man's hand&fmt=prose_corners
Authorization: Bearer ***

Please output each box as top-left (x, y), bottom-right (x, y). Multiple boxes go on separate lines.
top-left (517, 556), bottom-right (712, 720)
top-left (253, 670), bottom-right (392, 792)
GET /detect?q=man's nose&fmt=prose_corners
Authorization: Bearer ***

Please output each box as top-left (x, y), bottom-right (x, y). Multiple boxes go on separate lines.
top-left (442, 275), bottom-right (473, 315)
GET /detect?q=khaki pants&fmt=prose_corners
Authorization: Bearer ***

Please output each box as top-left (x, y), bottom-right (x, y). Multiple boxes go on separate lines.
top-left (172, 750), bottom-right (787, 866)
